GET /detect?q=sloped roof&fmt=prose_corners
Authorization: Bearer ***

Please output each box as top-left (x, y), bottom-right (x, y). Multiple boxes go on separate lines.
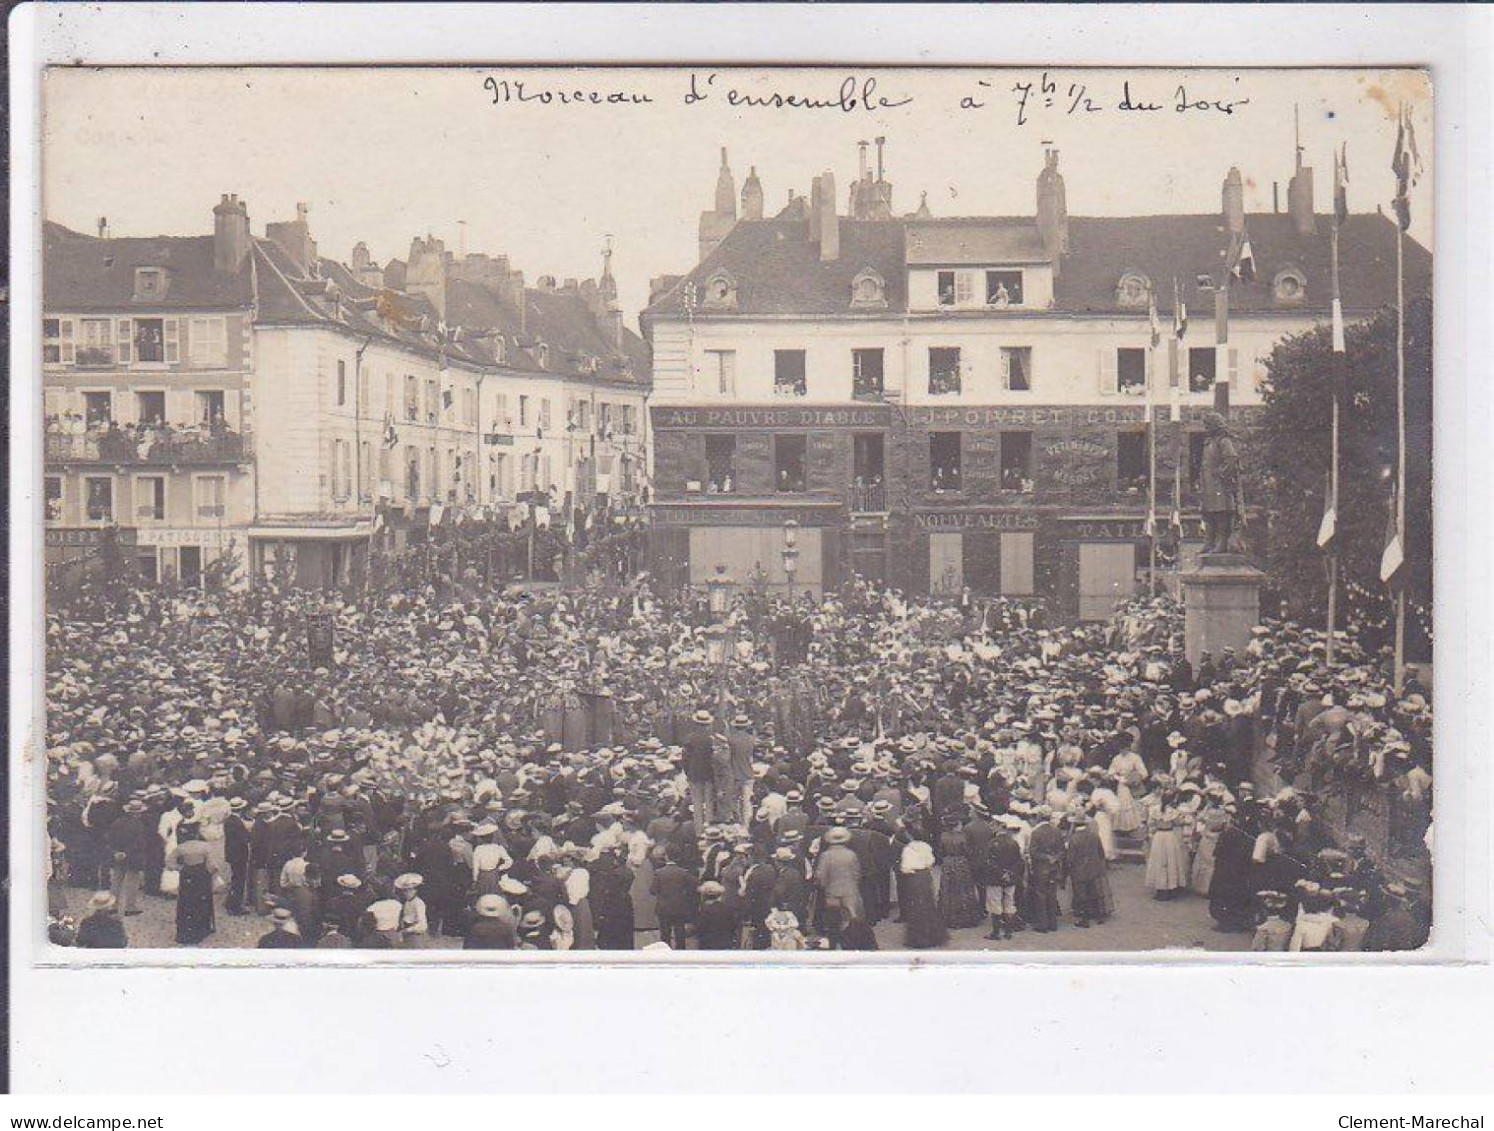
top-left (43, 221), bottom-right (254, 310)
top-left (649, 218), bottom-right (908, 317)
top-left (904, 218), bottom-right (1049, 266)
top-left (644, 210), bottom-right (1431, 320)
top-left (446, 276), bottom-right (650, 386)
top-left (1058, 212), bottom-right (1432, 315)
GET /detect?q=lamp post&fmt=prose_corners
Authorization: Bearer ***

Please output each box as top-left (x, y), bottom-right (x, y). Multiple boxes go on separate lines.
top-left (706, 562), bottom-right (733, 621)
top-left (781, 519), bottom-right (800, 601)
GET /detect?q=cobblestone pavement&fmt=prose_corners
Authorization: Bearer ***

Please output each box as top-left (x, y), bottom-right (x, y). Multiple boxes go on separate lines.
top-left (57, 854), bottom-right (1251, 954)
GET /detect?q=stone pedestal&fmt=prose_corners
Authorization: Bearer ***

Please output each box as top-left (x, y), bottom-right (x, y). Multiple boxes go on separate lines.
top-left (1180, 553), bottom-right (1266, 668)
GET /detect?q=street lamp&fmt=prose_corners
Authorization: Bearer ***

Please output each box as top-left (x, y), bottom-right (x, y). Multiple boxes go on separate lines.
top-left (781, 519), bottom-right (800, 599)
top-left (706, 562), bottom-right (733, 621)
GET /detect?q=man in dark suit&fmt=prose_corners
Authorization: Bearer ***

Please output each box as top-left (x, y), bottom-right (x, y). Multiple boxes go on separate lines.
top-left (683, 709), bottom-right (717, 828)
top-left (223, 797), bottom-right (254, 914)
top-left (651, 856), bottom-right (697, 950)
top-left (694, 881), bottom-right (739, 950)
top-left (257, 907), bottom-right (306, 948)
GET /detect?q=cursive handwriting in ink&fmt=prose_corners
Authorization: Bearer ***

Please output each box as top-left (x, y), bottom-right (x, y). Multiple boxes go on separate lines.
top-left (484, 76), bottom-right (654, 106)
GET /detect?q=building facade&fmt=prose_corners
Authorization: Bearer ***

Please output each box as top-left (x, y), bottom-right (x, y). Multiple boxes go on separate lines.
top-left (642, 145), bottom-right (1430, 618)
top-left (42, 204), bottom-right (257, 587)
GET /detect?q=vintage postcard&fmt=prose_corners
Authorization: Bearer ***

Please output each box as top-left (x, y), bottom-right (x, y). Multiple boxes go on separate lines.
top-left (34, 64), bottom-right (1434, 960)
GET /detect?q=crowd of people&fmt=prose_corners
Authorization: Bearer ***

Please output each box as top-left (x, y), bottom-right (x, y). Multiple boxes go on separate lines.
top-left (44, 567), bottom-right (1433, 954)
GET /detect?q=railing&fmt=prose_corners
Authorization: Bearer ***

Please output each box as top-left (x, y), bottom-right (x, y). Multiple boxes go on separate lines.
top-left (45, 425), bottom-right (250, 465)
top-left (849, 483), bottom-right (886, 512)
top-left (772, 383), bottom-right (807, 398)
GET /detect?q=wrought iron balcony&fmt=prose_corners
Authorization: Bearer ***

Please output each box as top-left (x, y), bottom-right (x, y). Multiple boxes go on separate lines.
top-left (45, 423), bottom-right (251, 466)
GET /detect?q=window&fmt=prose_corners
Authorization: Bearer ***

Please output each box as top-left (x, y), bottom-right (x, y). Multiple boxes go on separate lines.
top-left (428, 447), bottom-right (439, 500)
top-left (337, 360), bottom-right (347, 406)
top-left (774, 435), bottom-right (807, 493)
top-left (196, 389), bottom-right (226, 426)
top-left (1001, 346), bottom-right (1032, 392)
top-left (599, 403), bottom-right (613, 437)
top-left (1187, 348), bottom-right (1216, 394)
top-left (540, 399), bottom-right (552, 431)
top-left (83, 391), bottom-right (113, 428)
top-left (425, 380), bottom-right (438, 423)
top-left (134, 267), bottom-right (164, 301)
top-left (1000, 431), bottom-right (1034, 491)
top-left (385, 373), bottom-right (396, 416)
top-left (929, 347), bottom-right (962, 396)
top-left (187, 317), bottom-right (227, 366)
top-left (43, 318), bottom-right (74, 364)
top-left (1188, 432), bottom-right (1207, 489)
top-left (490, 452), bottom-right (509, 499)
top-left (361, 441), bottom-right (373, 498)
top-left (406, 449), bottom-right (422, 499)
top-left (853, 433), bottom-right (885, 511)
top-left (404, 375), bottom-right (419, 421)
top-left (1116, 347), bottom-right (1147, 395)
top-left (774, 350), bottom-right (807, 396)
top-left (706, 435), bottom-right (736, 494)
top-left (342, 444), bottom-right (353, 502)
top-left (44, 477), bottom-right (62, 522)
top-left (852, 348), bottom-right (884, 398)
top-left (930, 432), bottom-right (962, 491)
top-left (986, 270), bottom-right (1025, 307)
top-left (935, 270), bottom-right (972, 307)
top-left (136, 476), bottom-right (166, 521)
top-left (134, 318), bottom-right (166, 363)
top-left (1117, 430), bottom-right (1150, 493)
top-left (85, 477), bottom-right (113, 523)
top-left (519, 395), bottom-right (530, 428)
top-left (193, 475), bottom-right (226, 519)
top-left (705, 350), bottom-right (737, 396)
top-left (135, 391), bottom-right (166, 425)
top-left (77, 319), bottom-right (114, 367)
top-left (494, 393), bottom-right (511, 429)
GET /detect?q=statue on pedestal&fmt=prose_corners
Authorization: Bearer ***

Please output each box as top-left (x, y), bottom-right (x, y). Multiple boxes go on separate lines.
top-left (1199, 411), bottom-right (1246, 556)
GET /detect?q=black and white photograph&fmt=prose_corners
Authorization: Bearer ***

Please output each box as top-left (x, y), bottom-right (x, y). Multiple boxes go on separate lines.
top-left (31, 62), bottom-right (1437, 961)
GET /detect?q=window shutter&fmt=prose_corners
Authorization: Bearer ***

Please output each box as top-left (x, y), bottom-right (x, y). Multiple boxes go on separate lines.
top-left (116, 319), bottom-right (133, 364)
top-left (164, 319), bottom-right (180, 363)
top-left (1228, 348), bottom-right (1241, 393)
top-left (1167, 338), bottom-right (1179, 389)
top-left (1099, 348), bottom-right (1117, 396)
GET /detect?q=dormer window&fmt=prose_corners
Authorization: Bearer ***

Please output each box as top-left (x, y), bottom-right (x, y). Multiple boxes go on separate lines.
top-left (850, 268), bottom-right (887, 311)
top-left (537, 343), bottom-right (550, 369)
top-left (1115, 272), bottom-right (1151, 308)
top-left (701, 271), bottom-right (738, 312)
top-left (493, 335), bottom-right (507, 364)
top-left (1272, 267), bottom-right (1307, 305)
top-left (133, 267), bottom-right (166, 302)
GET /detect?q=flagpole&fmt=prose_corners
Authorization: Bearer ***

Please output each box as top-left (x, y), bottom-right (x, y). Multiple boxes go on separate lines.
top-left (1326, 221), bottom-right (1341, 668)
top-left (1394, 185), bottom-right (1407, 696)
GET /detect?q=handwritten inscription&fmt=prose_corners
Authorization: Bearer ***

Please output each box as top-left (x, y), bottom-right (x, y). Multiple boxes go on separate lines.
top-left (957, 71), bottom-right (1251, 126)
top-left (479, 72), bottom-right (1251, 127)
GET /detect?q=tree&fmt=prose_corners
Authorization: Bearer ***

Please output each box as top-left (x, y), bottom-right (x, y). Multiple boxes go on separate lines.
top-left (1258, 292), bottom-right (1432, 657)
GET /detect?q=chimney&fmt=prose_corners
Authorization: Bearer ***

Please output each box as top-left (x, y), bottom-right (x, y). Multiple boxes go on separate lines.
top-left (96, 216), bottom-right (108, 239)
top-left (819, 171), bottom-right (839, 261)
top-left (876, 136), bottom-right (886, 183)
top-left (858, 140), bottom-right (869, 180)
top-left (1222, 166), bottom-right (1245, 236)
top-left (1273, 182), bottom-right (1280, 214)
top-left (1288, 159), bottom-right (1316, 236)
top-left (1035, 149), bottom-right (1069, 267)
top-left (741, 166), bottom-right (764, 220)
top-left (265, 202), bottom-right (318, 276)
top-left (404, 233), bottom-right (448, 320)
top-left (212, 193), bottom-right (251, 274)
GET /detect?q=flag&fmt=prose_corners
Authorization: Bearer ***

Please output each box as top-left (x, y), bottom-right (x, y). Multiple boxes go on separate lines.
top-left (1145, 506), bottom-right (1157, 538)
top-left (382, 414), bottom-right (398, 449)
top-left (1317, 504), bottom-right (1337, 549)
top-left (1231, 233), bottom-right (1256, 282)
top-left (429, 503), bottom-right (445, 526)
top-left (1380, 486), bottom-right (1405, 586)
top-left (1391, 105), bottom-right (1421, 233)
top-left (1334, 141), bottom-right (1350, 226)
top-left (1173, 278), bottom-right (1188, 341)
top-left (1148, 289), bottom-right (1161, 349)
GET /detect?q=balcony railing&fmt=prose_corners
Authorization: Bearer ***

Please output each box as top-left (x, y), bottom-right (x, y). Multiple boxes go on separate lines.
top-left (45, 422), bottom-right (250, 465)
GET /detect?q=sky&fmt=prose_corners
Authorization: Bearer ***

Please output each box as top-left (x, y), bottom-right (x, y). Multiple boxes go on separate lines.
top-left (43, 66), bottom-right (1432, 325)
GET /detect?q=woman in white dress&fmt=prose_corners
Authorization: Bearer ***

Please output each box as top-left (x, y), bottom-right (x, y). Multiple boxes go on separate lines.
top-left (1108, 749), bottom-right (1148, 835)
top-left (1145, 808), bottom-right (1190, 899)
top-left (1087, 778), bottom-right (1122, 862)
